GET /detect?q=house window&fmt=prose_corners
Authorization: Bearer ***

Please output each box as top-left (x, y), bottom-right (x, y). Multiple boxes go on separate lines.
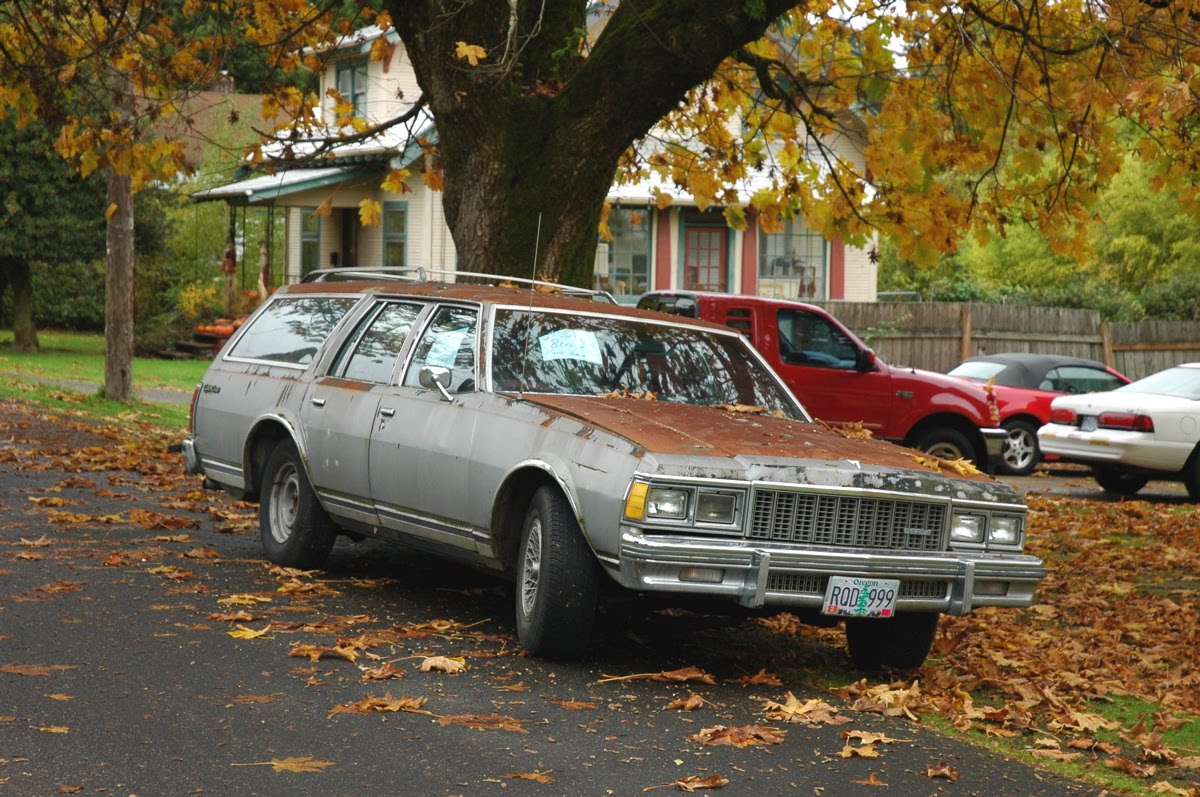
top-left (300, 208), bottom-right (321, 276)
top-left (383, 203), bottom-right (407, 267)
top-left (336, 59), bottom-right (368, 116)
top-left (601, 207), bottom-right (651, 296)
top-left (759, 216), bottom-right (827, 299)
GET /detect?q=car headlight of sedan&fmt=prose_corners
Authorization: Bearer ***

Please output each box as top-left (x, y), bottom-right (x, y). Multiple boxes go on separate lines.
top-left (624, 482), bottom-right (743, 529)
top-left (646, 488), bottom-right (688, 519)
top-left (951, 510), bottom-right (1024, 548)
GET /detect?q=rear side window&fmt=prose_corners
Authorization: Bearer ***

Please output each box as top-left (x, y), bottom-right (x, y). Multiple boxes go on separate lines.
top-left (226, 297), bottom-right (357, 365)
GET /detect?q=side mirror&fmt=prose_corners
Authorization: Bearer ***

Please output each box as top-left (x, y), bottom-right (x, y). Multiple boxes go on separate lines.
top-left (419, 365), bottom-right (454, 402)
top-left (857, 349), bottom-right (878, 372)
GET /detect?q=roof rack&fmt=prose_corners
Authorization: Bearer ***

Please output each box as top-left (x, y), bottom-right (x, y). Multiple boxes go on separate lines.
top-left (301, 266), bottom-right (617, 304)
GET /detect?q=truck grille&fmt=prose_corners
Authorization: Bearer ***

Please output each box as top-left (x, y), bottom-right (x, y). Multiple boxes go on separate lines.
top-left (749, 490), bottom-right (946, 552)
top-left (767, 573), bottom-right (949, 600)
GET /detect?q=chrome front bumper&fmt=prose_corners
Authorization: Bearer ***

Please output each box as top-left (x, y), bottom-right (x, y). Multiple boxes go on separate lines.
top-left (980, 426), bottom-right (1007, 473)
top-left (617, 528), bottom-right (1046, 615)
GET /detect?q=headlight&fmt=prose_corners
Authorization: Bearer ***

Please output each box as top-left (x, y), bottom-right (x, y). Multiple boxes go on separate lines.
top-left (646, 488), bottom-right (688, 519)
top-left (696, 491), bottom-right (737, 524)
top-left (951, 513), bottom-right (985, 543)
top-left (990, 515), bottom-right (1022, 545)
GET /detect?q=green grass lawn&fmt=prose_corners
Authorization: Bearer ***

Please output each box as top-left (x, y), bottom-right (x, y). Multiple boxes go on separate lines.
top-left (0, 331), bottom-right (210, 431)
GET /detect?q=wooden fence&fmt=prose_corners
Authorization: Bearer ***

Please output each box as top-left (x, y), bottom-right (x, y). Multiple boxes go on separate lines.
top-left (809, 301), bottom-right (1200, 380)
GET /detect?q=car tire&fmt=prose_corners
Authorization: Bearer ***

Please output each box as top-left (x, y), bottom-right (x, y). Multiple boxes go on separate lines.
top-left (998, 419), bottom-right (1040, 476)
top-left (515, 485), bottom-right (599, 658)
top-left (259, 441), bottom-right (337, 569)
top-left (913, 426), bottom-right (973, 462)
top-left (844, 612), bottom-right (939, 671)
top-left (1091, 465), bottom-right (1148, 496)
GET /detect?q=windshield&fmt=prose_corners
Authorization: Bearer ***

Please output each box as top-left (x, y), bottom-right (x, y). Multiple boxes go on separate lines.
top-left (948, 361), bottom-right (1007, 382)
top-left (1118, 366), bottom-right (1200, 400)
top-left (490, 309), bottom-right (803, 416)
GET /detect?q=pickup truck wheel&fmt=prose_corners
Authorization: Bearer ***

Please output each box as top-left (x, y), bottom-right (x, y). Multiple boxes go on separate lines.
top-left (913, 427), bottom-right (972, 462)
top-left (998, 419), bottom-right (1040, 476)
top-left (515, 485), bottom-right (599, 658)
top-left (259, 441), bottom-right (336, 569)
top-left (845, 613), bottom-right (939, 671)
top-left (1092, 465), bottom-right (1148, 496)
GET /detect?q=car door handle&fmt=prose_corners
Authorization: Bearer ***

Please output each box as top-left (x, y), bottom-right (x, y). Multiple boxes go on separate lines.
top-left (380, 407), bottom-right (396, 417)
top-left (310, 397), bottom-right (326, 407)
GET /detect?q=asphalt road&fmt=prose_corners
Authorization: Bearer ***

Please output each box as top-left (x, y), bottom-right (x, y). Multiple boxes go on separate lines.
top-left (0, 405), bottom-right (1105, 797)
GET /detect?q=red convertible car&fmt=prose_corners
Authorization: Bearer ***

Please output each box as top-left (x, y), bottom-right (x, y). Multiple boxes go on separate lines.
top-left (948, 353), bottom-right (1129, 475)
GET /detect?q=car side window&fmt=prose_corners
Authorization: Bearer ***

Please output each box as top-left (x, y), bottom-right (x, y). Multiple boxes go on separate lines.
top-left (1049, 365), bottom-right (1124, 395)
top-left (332, 302), bottom-right (423, 384)
top-left (776, 310), bottom-right (858, 369)
top-left (402, 306), bottom-right (479, 392)
top-left (226, 297), bottom-right (357, 365)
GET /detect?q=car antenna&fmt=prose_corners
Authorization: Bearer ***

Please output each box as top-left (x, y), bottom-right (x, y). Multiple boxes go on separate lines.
top-left (517, 212), bottom-right (542, 399)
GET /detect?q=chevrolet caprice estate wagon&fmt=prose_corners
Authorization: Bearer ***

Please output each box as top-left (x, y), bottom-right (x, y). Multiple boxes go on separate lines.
top-left (182, 270), bottom-right (1045, 669)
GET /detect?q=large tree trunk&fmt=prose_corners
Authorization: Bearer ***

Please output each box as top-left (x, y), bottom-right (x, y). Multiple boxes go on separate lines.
top-left (392, 0), bottom-right (797, 286)
top-left (10, 259), bottom-right (38, 353)
top-left (103, 68), bottom-right (136, 401)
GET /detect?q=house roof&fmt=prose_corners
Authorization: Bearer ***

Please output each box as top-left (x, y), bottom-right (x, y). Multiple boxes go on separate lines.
top-left (190, 164), bottom-right (384, 204)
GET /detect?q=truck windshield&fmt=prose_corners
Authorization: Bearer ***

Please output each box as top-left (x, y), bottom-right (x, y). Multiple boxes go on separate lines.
top-left (490, 308), bottom-right (801, 416)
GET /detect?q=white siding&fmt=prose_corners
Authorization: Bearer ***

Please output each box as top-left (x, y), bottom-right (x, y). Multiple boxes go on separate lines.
top-left (842, 235), bottom-right (878, 302)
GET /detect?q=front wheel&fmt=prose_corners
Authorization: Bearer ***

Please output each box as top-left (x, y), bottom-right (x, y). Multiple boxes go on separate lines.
top-left (998, 419), bottom-right (1040, 476)
top-left (515, 485), bottom-right (599, 658)
top-left (1092, 465), bottom-right (1148, 496)
top-left (845, 613), bottom-right (939, 671)
top-left (913, 426), bottom-right (973, 463)
top-left (259, 441), bottom-right (337, 569)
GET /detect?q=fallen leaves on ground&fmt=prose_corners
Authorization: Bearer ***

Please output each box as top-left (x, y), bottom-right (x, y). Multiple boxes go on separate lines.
top-left (437, 713), bottom-right (527, 733)
top-left (419, 655), bottom-right (468, 674)
top-left (689, 724), bottom-right (785, 747)
top-left (664, 693), bottom-right (707, 711)
top-left (0, 664), bottom-right (76, 677)
top-left (230, 756), bottom-right (335, 773)
top-left (502, 771), bottom-right (554, 784)
top-left (328, 694), bottom-right (433, 718)
top-left (921, 762), bottom-right (959, 782)
top-left (762, 692), bottom-right (849, 726)
top-left (597, 666), bottom-right (716, 685)
top-left (643, 773), bottom-right (731, 792)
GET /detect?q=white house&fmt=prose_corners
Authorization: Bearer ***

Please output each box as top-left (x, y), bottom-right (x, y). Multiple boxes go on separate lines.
top-left (195, 26), bottom-right (878, 302)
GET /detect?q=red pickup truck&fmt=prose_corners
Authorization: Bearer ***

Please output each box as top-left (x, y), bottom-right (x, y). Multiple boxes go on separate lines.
top-left (638, 291), bottom-right (1005, 471)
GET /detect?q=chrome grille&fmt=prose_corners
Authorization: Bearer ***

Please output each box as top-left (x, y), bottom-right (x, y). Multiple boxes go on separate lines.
top-left (766, 573), bottom-right (950, 600)
top-left (750, 490), bottom-right (946, 551)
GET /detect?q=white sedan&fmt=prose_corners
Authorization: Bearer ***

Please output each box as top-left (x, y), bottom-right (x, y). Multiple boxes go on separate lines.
top-left (1037, 363), bottom-right (1200, 499)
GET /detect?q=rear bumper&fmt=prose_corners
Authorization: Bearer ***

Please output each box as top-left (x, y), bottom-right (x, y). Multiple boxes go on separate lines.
top-left (617, 528), bottom-right (1046, 615)
top-left (180, 439), bottom-right (201, 474)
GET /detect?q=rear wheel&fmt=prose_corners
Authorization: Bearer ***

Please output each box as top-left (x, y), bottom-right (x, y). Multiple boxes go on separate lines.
top-left (998, 419), bottom-right (1040, 476)
top-left (259, 441), bottom-right (337, 569)
top-left (845, 613), bottom-right (939, 671)
top-left (913, 426), bottom-right (973, 463)
top-left (1092, 465), bottom-right (1148, 496)
top-left (514, 485), bottom-right (599, 658)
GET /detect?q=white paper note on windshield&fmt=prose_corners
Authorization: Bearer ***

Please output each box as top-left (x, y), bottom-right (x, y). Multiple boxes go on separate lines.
top-left (539, 329), bottom-right (602, 365)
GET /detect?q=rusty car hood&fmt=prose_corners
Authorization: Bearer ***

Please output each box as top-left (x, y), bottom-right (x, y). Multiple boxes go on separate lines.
top-left (522, 395), bottom-right (998, 488)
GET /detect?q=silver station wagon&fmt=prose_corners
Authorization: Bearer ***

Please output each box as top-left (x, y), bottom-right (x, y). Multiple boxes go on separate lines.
top-left (182, 270), bottom-right (1045, 669)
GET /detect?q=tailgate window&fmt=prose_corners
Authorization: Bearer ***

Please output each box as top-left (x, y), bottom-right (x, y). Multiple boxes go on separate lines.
top-left (227, 297), bottom-right (357, 365)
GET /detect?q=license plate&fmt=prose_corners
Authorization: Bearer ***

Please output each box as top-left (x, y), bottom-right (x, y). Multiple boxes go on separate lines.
top-left (1080, 415), bottom-right (1098, 432)
top-left (822, 576), bottom-right (899, 618)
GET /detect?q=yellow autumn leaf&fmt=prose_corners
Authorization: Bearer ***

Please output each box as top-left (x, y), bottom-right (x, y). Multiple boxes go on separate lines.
top-left (313, 198), bottom-right (333, 217)
top-left (105, 202), bottom-right (118, 220)
top-left (35, 725), bottom-right (69, 734)
top-left (218, 594), bottom-right (272, 606)
top-left (359, 199), bottom-right (382, 227)
top-left (421, 167), bottom-right (444, 191)
top-left (381, 168), bottom-right (411, 194)
top-left (228, 624), bottom-right (272, 640)
top-left (230, 756), bottom-right (335, 773)
top-left (419, 655), bottom-right (467, 674)
top-left (454, 41), bottom-right (487, 67)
